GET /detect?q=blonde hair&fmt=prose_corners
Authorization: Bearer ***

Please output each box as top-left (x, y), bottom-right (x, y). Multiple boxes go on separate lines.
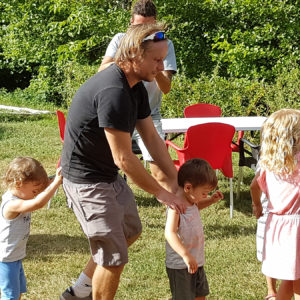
top-left (4, 157), bottom-right (49, 189)
top-left (259, 109), bottom-right (300, 176)
top-left (115, 22), bottom-right (165, 67)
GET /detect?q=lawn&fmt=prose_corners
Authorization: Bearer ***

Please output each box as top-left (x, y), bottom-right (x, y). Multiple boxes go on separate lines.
top-left (0, 110), bottom-right (270, 299)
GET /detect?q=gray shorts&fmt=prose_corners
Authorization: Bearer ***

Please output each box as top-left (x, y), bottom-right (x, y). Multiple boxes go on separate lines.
top-left (63, 175), bottom-right (142, 266)
top-left (132, 118), bottom-right (164, 162)
top-left (166, 266), bottom-right (210, 300)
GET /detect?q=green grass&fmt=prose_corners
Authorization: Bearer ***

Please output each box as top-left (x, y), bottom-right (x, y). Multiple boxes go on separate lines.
top-left (0, 109), bottom-right (270, 299)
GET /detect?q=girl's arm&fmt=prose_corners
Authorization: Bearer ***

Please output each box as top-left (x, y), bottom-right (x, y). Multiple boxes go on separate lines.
top-left (197, 190), bottom-right (223, 210)
top-left (165, 208), bottom-right (198, 274)
top-left (4, 168), bottom-right (63, 219)
top-left (250, 172), bottom-right (263, 219)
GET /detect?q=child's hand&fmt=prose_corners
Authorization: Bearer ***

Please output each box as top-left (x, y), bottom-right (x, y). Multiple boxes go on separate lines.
top-left (183, 253), bottom-right (198, 274)
top-left (54, 167), bottom-right (63, 185)
top-left (210, 190), bottom-right (224, 204)
top-left (252, 203), bottom-right (263, 219)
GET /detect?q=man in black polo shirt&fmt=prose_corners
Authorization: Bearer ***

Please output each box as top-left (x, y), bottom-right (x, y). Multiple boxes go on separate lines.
top-left (60, 24), bottom-right (184, 300)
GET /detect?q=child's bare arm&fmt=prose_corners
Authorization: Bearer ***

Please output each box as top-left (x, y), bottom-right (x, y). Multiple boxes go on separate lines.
top-left (165, 208), bottom-right (198, 274)
top-left (4, 168), bottom-right (63, 218)
top-left (250, 172), bottom-right (263, 219)
top-left (197, 190), bottom-right (223, 210)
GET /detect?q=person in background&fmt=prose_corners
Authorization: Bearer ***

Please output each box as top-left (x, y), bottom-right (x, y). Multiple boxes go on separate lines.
top-left (99, 0), bottom-right (177, 190)
top-left (165, 158), bottom-right (223, 300)
top-left (59, 23), bottom-right (184, 300)
top-left (250, 109), bottom-right (300, 300)
top-left (0, 157), bottom-right (62, 300)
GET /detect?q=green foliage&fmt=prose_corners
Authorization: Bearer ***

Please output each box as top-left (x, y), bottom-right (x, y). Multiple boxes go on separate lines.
top-left (1, 0), bottom-right (129, 105)
top-left (57, 62), bottom-right (98, 107)
top-left (206, 0), bottom-right (300, 79)
top-left (161, 63), bottom-right (300, 119)
top-left (1, 0), bottom-right (300, 107)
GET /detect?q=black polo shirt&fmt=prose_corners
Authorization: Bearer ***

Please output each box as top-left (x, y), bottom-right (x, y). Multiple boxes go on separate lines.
top-left (61, 64), bottom-right (150, 183)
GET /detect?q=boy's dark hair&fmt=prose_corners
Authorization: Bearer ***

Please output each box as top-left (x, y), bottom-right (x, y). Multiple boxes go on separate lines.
top-left (132, 0), bottom-right (157, 18)
top-left (178, 158), bottom-right (217, 188)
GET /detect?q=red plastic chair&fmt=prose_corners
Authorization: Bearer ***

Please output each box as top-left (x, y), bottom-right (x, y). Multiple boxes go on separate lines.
top-left (184, 103), bottom-right (222, 118)
top-left (184, 103), bottom-right (245, 194)
top-left (184, 103), bottom-right (244, 152)
top-left (166, 122), bottom-right (236, 217)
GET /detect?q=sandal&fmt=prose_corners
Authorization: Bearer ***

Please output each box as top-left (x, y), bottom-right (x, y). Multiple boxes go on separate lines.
top-left (265, 294), bottom-right (276, 300)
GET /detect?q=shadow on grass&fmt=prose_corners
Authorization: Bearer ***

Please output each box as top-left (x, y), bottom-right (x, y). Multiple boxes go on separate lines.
top-left (27, 234), bottom-right (89, 259)
top-left (205, 223), bottom-right (256, 240)
top-left (135, 195), bottom-right (161, 207)
top-left (221, 190), bottom-right (253, 216)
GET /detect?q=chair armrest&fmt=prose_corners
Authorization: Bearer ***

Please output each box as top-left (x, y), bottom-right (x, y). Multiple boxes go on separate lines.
top-left (240, 138), bottom-right (260, 150)
top-left (165, 139), bottom-right (183, 151)
top-left (239, 138), bottom-right (260, 170)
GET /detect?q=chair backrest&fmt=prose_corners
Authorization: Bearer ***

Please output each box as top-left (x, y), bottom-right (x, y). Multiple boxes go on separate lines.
top-left (181, 123), bottom-right (235, 177)
top-left (56, 110), bottom-right (66, 143)
top-left (184, 103), bottom-right (222, 118)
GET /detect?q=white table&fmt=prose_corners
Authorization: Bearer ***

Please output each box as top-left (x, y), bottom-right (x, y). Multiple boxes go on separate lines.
top-left (161, 116), bottom-right (267, 133)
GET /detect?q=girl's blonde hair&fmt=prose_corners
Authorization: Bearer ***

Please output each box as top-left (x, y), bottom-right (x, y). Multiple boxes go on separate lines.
top-left (260, 108), bottom-right (300, 176)
top-left (4, 157), bottom-right (48, 189)
top-left (115, 22), bottom-right (165, 67)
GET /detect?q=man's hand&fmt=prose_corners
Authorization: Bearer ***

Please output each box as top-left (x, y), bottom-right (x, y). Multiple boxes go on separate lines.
top-left (156, 189), bottom-right (186, 214)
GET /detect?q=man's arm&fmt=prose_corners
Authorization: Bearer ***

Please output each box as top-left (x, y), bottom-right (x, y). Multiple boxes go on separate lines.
top-left (98, 56), bottom-right (114, 72)
top-left (98, 33), bottom-right (124, 72)
top-left (135, 116), bottom-right (178, 192)
top-left (156, 39), bottom-right (176, 94)
top-left (104, 127), bottom-right (185, 213)
top-left (154, 70), bottom-right (173, 94)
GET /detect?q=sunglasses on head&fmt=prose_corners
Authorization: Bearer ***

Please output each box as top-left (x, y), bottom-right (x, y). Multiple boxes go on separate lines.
top-left (142, 31), bottom-right (166, 42)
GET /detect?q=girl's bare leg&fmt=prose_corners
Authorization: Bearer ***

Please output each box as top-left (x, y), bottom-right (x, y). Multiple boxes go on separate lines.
top-left (293, 278), bottom-right (300, 300)
top-left (276, 280), bottom-right (293, 300)
top-left (266, 276), bottom-right (277, 298)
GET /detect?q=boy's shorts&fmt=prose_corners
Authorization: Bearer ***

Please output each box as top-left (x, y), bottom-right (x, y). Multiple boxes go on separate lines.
top-left (166, 266), bottom-right (209, 300)
top-left (0, 260), bottom-right (27, 300)
top-left (63, 175), bottom-right (142, 266)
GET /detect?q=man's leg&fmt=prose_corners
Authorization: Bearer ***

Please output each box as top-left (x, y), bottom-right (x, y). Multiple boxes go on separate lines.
top-left (82, 257), bottom-right (97, 279)
top-left (61, 232), bottom-right (140, 300)
top-left (92, 265), bottom-right (125, 300)
top-left (70, 257), bottom-right (95, 297)
top-left (60, 257), bottom-right (94, 299)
